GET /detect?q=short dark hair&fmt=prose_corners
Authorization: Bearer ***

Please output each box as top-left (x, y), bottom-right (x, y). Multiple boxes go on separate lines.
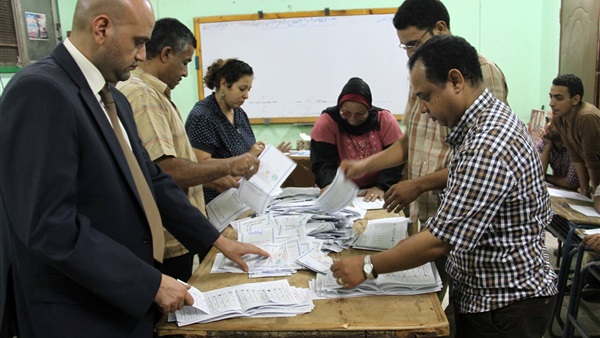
top-left (145, 18), bottom-right (196, 60)
top-left (393, 0), bottom-right (450, 31)
top-left (203, 59), bottom-right (254, 90)
top-left (408, 35), bottom-right (482, 88)
top-left (552, 74), bottom-right (584, 100)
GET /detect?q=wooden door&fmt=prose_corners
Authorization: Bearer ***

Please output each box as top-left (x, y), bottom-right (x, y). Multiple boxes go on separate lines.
top-left (560, 0), bottom-right (600, 107)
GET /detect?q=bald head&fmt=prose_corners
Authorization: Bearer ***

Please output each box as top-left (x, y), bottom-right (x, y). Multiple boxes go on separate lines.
top-left (73, 0), bottom-right (124, 32)
top-left (70, 0), bottom-right (155, 83)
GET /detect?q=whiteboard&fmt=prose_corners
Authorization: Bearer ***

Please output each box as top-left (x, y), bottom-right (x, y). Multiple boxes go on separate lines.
top-left (196, 11), bottom-right (409, 123)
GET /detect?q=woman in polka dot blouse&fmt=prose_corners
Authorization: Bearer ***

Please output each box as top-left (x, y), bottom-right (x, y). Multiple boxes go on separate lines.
top-left (185, 58), bottom-right (291, 203)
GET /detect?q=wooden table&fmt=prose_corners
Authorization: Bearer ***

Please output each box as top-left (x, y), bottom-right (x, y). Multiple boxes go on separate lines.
top-left (156, 209), bottom-right (449, 337)
top-left (550, 195), bottom-right (600, 226)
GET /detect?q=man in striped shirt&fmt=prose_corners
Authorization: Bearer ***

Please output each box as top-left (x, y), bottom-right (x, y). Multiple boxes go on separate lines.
top-left (118, 18), bottom-right (261, 281)
top-left (332, 35), bottom-right (557, 337)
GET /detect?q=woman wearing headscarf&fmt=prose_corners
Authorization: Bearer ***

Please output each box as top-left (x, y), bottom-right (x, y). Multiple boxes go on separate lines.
top-left (310, 77), bottom-right (404, 201)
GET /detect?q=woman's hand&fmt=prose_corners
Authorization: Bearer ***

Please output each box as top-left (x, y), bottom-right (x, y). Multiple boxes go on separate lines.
top-left (249, 141), bottom-right (266, 157)
top-left (361, 187), bottom-right (384, 202)
top-left (276, 141), bottom-right (292, 153)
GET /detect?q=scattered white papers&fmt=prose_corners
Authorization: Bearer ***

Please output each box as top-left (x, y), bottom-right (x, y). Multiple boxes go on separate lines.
top-left (352, 197), bottom-right (385, 210)
top-left (206, 188), bottom-right (250, 232)
top-left (174, 280), bottom-right (314, 326)
top-left (583, 228), bottom-right (600, 235)
top-left (568, 204), bottom-right (600, 218)
top-left (211, 239), bottom-right (302, 275)
top-left (547, 187), bottom-right (592, 202)
top-left (352, 217), bottom-right (410, 251)
top-left (295, 247), bottom-right (333, 274)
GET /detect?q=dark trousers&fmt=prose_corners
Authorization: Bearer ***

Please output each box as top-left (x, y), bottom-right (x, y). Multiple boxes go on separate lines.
top-left (162, 252), bottom-right (193, 282)
top-left (454, 294), bottom-right (557, 338)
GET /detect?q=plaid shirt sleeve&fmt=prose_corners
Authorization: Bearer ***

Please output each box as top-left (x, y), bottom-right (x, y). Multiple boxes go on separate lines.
top-left (427, 147), bottom-right (515, 250)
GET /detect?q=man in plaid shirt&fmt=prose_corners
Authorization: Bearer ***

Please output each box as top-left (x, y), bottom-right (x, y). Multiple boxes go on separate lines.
top-left (332, 35), bottom-right (557, 337)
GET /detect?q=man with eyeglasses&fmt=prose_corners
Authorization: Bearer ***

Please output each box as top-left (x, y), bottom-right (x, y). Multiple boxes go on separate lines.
top-left (341, 0), bottom-right (508, 301)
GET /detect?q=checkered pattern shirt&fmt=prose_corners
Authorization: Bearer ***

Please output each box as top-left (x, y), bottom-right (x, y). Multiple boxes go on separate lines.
top-left (426, 89), bottom-right (558, 313)
top-left (404, 53), bottom-right (508, 224)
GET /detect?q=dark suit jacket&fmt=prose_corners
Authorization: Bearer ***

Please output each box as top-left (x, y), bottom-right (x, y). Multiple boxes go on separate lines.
top-left (0, 43), bottom-right (220, 337)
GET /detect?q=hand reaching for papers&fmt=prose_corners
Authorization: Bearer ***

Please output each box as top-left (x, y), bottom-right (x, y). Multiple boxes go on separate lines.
top-left (249, 141), bottom-right (292, 157)
top-left (340, 159), bottom-right (369, 180)
top-left (213, 235), bottom-right (270, 272)
top-left (383, 179), bottom-right (422, 214)
top-left (330, 255), bottom-right (366, 289)
top-left (204, 175), bottom-right (240, 193)
top-left (228, 153), bottom-right (260, 178)
top-left (155, 274), bottom-right (194, 313)
top-left (276, 141), bottom-right (292, 153)
top-left (249, 141), bottom-right (266, 157)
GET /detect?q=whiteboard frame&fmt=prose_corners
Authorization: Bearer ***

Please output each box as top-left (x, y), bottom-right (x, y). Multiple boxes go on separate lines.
top-left (194, 8), bottom-right (402, 125)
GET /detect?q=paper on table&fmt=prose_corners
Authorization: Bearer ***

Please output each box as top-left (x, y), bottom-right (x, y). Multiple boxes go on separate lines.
top-left (583, 228), bottom-right (600, 235)
top-left (547, 187), bottom-right (592, 202)
top-left (568, 204), bottom-right (600, 218)
top-left (295, 247), bottom-right (333, 274)
top-left (175, 279), bottom-right (313, 326)
top-left (352, 196), bottom-right (385, 210)
top-left (206, 188), bottom-right (250, 232)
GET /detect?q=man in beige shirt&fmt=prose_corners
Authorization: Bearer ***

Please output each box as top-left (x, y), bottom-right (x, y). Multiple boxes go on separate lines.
top-left (118, 18), bottom-right (260, 281)
top-left (342, 0), bottom-right (508, 301)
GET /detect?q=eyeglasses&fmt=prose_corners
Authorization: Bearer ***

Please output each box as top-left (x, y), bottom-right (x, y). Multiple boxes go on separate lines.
top-left (340, 108), bottom-right (369, 118)
top-left (399, 29), bottom-right (432, 51)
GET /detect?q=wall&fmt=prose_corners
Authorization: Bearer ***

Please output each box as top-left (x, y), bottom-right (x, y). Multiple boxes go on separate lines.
top-left (40, 1), bottom-right (561, 145)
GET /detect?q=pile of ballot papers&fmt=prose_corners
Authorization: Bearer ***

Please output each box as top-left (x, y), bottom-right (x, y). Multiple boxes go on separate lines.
top-left (311, 262), bottom-right (442, 298)
top-left (172, 279), bottom-right (314, 326)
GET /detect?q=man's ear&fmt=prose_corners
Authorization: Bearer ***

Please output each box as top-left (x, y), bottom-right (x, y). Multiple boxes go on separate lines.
top-left (91, 15), bottom-right (110, 45)
top-left (572, 94), bottom-right (582, 106)
top-left (160, 46), bottom-right (173, 63)
top-left (433, 20), bottom-right (449, 35)
top-left (448, 69), bottom-right (464, 93)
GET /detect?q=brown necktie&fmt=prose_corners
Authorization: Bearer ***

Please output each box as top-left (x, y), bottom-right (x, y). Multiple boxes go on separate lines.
top-left (99, 84), bottom-right (165, 262)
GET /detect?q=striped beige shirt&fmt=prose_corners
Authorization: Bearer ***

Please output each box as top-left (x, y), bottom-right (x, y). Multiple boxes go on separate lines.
top-left (117, 68), bottom-right (206, 259)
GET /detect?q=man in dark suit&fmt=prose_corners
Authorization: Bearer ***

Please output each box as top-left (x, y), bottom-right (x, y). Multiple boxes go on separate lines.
top-left (0, 0), bottom-right (267, 337)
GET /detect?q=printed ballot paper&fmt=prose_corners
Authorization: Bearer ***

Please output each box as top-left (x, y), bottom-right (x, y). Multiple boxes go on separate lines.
top-left (237, 144), bottom-right (296, 214)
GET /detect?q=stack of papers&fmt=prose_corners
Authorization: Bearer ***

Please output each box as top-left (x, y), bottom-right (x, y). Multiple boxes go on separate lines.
top-left (174, 279), bottom-right (314, 326)
top-left (352, 217), bottom-right (410, 251)
top-left (267, 169), bottom-right (358, 214)
top-left (311, 262), bottom-right (442, 298)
